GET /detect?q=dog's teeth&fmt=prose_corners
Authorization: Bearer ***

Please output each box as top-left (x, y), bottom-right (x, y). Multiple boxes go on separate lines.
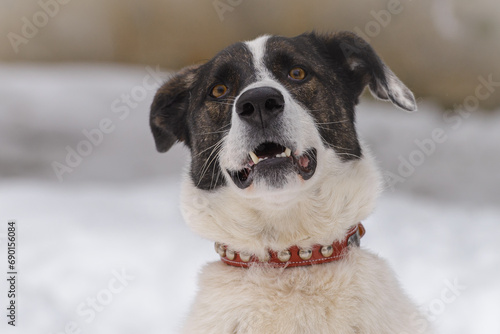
top-left (285, 147), bottom-right (291, 157)
top-left (249, 151), bottom-right (259, 164)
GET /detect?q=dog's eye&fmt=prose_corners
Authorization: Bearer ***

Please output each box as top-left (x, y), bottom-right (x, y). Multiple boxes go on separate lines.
top-left (210, 84), bottom-right (228, 98)
top-left (288, 67), bottom-right (307, 81)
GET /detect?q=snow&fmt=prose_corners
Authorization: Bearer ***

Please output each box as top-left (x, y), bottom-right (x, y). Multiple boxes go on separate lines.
top-left (0, 63), bottom-right (499, 333)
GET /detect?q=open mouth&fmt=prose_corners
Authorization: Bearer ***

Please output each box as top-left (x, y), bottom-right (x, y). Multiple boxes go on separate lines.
top-left (228, 142), bottom-right (317, 189)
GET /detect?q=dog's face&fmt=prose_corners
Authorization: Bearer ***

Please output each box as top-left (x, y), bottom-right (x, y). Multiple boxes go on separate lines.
top-left (150, 32), bottom-right (415, 199)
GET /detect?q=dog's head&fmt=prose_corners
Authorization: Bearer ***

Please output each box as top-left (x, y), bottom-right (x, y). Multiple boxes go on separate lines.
top-left (150, 32), bottom-right (415, 249)
top-left (151, 32), bottom-right (414, 194)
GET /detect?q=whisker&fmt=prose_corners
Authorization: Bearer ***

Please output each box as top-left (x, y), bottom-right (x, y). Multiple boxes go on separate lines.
top-left (213, 102), bottom-right (235, 106)
top-left (192, 123), bottom-right (230, 137)
top-left (209, 151), bottom-right (225, 189)
top-left (315, 125), bottom-right (336, 131)
top-left (193, 129), bottom-right (230, 136)
top-left (212, 168), bottom-right (223, 189)
top-left (316, 132), bottom-right (360, 159)
top-left (193, 137), bottom-right (225, 158)
top-left (336, 152), bottom-right (362, 159)
top-left (198, 149), bottom-right (222, 188)
top-left (197, 140), bottom-right (225, 186)
top-left (314, 120), bottom-right (349, 125)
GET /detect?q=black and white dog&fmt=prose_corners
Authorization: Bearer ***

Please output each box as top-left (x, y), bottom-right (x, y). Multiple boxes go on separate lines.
top-left (151, 32), bottom-right (430, 333)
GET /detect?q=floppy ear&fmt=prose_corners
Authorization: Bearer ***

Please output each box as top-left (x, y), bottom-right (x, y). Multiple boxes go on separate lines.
top-left (150, 65), bottom-right (199, 152)
top-left (322, 31), bottom-right (417, 112)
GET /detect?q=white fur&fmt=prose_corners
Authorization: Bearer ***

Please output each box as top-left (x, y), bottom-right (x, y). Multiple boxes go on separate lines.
top-left (369, 65), bottom-right (417, 112)
top-left (385, 69), bottom-right (417, 112)
top-left (245, 35), bottom-right (271, 80)
top-left (182, 145), bottom-right (380, 258)
top-left (176, 36), bottom-right (430, 333)
top-left (183, 249), bottom-right (425, 334)
top-left (180, 143), bottom-right (430, 333)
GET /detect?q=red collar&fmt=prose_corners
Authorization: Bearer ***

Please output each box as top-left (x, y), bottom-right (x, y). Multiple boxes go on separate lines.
top-left (215, 223), bottom-right (365, 268)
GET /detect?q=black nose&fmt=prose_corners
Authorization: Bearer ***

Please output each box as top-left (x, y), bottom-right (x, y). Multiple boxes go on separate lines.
top-left (236, 87), bottom-right (284, 128)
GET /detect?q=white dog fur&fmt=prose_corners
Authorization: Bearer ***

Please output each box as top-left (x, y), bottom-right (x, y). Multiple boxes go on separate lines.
top-left (180, 146), bottom-right (429, 333)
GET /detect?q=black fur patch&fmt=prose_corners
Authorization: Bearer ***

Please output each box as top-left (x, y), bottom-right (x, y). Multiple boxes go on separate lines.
top-left (263, 33), bottom-right (363, 160)
top-left (151, 42), bottom-right (255, 190)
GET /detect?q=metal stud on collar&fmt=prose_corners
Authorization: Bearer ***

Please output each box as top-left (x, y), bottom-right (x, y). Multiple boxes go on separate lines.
top-left (226, 249), bottom-right (235, 260)
top-left (299, 248), bottom-right (313, 260)
top-left (239, 252), bottom-right (252, 262)
top-left (321, 245), bottom-right (334, 257)
top-left (347, 229), bottom-right (361, 247)
top-left (277, 250), bottom-right (291, 262)
top-left (214, 242), bottom-right (226, 257)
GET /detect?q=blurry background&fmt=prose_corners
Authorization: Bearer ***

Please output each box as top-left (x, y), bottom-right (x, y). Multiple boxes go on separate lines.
top-left (0, 1), bottom-right (499, 333)
top-left (2, 0), bottom-right (500, 109)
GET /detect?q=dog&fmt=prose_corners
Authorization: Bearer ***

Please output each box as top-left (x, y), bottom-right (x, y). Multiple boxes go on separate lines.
top-left (150, 31), bottom-right (431, 334)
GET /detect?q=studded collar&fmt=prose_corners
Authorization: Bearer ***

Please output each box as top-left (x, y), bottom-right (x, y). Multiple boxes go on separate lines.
top-left (214, 223), bottom-right (365, 268)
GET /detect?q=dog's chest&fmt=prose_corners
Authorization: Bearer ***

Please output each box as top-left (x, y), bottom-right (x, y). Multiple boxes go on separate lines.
top-left (182, 249), bottom-right (427, 334)
top-left (184, 257), bottom-right (364, 333)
